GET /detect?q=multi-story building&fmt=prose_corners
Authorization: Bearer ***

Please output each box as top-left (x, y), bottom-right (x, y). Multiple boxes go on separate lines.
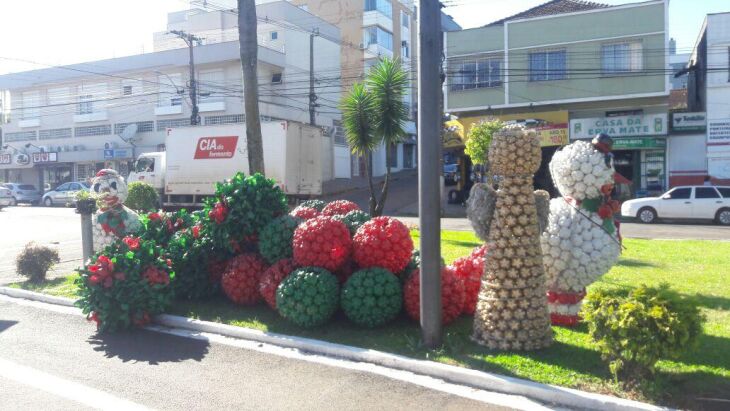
top-left (445, 0), bottom-right (670, 198)
top-left (0, 1), bottom-right (342, 189)
top-left (684, 11), bottom-right (730, 186)
top-left (288, 0), bottom-right (460, 177)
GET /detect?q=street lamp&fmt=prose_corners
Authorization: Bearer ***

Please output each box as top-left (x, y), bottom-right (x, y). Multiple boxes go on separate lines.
top-left (24, 143), bottom-right (42, 150)
top-left (2, 144), bottom-right (20, 152)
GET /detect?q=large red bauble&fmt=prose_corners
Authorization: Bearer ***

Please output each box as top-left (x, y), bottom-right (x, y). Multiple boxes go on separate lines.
top-left (290, 206), bottom-right (320, 220)
top-left (450, 245), bottom-right (488, 315)
top-left (292, 216), bottom-right (352, 272)
top-left (221, 253), bottom-right (267, 305)
top-left (258, 258), bottom-right (297, 310)
top-left (353, 217), bottom-right (413, 274)
top-left (403, 266), bottom-right (465, 325)
top-left (321, 200), bottom-right (360, 217)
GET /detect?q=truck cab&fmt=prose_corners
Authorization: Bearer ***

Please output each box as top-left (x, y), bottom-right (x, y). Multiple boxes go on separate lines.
top-left (128, 152), bottom-right (166, 195)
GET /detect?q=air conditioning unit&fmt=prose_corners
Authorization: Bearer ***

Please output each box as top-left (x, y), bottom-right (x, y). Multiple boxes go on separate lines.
top-left (39, 146), bottom-right (49, 153)
top-left (104, 142), bottom-right (117, 150)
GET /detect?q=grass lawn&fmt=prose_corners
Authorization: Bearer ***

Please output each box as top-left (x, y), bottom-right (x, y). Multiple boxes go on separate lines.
top-left (9, 232), bottom-right (730, 408)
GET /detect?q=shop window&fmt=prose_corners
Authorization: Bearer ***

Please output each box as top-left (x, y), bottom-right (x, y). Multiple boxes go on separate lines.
top-left (602, 41), bottom-right (643, 74)
top-left (695, 187), bottom-right (720, 199)
top-left (529, 50), bottom-right (566, 81)
top-left (665, 187), bottom-right (691, 199)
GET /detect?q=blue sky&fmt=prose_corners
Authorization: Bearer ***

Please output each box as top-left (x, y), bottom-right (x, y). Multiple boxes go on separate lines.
top-left (0, 0), bottom-right (727, 75)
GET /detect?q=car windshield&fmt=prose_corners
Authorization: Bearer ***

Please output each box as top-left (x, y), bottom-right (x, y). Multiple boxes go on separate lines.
top-left (80, 182), bottom-right (91, 188)
top-left (135, 157), bottom-right (155, 172)
top-left (18, 184), bottom-right (36, 190)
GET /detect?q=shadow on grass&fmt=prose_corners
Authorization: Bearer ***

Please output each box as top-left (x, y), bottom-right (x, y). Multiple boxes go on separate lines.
top-left (689, 294), bottom-right (730, 311)
top-left (442, 239), bottom-right (482, 249)
top-left (615, 259), bottom-right (658, 268)
top-left (87, 328), bottom-right (209, 365)
top-left (652, 369), bottom-right (730, 411)
top-left (13, 277), bottom-right (69, 290)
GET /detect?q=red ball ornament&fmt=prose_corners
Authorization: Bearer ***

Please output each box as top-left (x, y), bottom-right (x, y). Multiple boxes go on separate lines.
top-left (403, 266), bottom-right (465, 325)
top-left (321, 200), bottom-right (361, 217)
top-left (221, 253), bottom-right (268, 305)
top-left (353, 217), bottom-right (413, 274)
top-left (450, 245), bottom-right (488, 315)
top-left (292, 216), bottom-right (352, 272)
top-left (290, 206), bottom-right (320, 220)
top-left (258, 258), bottom-right (297, 310)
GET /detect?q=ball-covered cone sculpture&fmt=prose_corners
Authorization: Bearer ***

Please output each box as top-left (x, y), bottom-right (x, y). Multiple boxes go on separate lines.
top-left (258, 215), bottom-right (301, 264)
top-left (466, 125), bottom-right (553, 350)
top-left (541, 140), bottom-right (621, 326)
top-left (341, 268), bottom-right (402, 327)
top-left (276, 266), bottom-right (340, 327)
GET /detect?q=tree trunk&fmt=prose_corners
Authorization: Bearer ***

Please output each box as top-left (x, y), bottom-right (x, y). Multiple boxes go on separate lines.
top-left (238, 0), bottom-right (265, 175)
top-left (365, 153), bottom-right (377, 216)
top-left (375, 149), bottom-right (391, 217)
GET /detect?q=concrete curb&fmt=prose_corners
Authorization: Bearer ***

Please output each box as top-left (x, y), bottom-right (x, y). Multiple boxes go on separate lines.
top-left (0, 286), bottom-right (666, 411)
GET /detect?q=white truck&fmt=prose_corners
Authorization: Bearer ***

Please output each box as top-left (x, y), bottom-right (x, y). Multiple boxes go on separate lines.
top-left (128, 121), bottom-right (325, 208)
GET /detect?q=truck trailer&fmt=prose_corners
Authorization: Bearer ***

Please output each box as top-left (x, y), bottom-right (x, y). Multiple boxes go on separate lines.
top-left (128, 121), bottom-right (325, 208)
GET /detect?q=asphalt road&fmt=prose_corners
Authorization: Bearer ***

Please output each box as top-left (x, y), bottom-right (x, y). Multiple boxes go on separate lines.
top-left (0, 206), bottom-right (83, 285)
top-left (0, 298), bottom-right (518, 410)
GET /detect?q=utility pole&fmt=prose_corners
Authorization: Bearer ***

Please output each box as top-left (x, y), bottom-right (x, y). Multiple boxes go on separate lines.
top-left (170, 30), bottom-right (203, 125)
top-left (309, 28), bottom-right (319, 126)
top-left (238, 0), bottom-right (265, 175)
top-left (418, 0), bottom-right (443, 348)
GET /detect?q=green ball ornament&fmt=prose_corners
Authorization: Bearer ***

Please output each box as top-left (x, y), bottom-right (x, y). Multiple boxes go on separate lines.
top-left (299, 199), bottom-right (327, 211)
top-left (259, 215), bottom-right (301, 264)
top-left (276, 267), bottom-right (339, 328)
top-left (341, 268), bottom-right (402, 327)
top-left (335, 210), bottom-right (371, 236)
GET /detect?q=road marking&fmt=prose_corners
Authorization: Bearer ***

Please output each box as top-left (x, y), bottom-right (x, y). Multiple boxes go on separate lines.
top-left (0, 358), bottom-right (150, 411)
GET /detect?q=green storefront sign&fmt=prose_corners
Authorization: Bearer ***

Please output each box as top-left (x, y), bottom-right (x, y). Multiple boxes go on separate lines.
top-left (612, 137), bottom-right (666, 150)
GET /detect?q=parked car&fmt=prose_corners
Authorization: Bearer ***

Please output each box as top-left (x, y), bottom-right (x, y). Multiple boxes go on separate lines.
top-left (1, 183), bottom-right (42, 205)
top-left (0, 187), bottom-right (13, 209)
top-left (42, 181), bottom-right (91, 207)
top-left (621, 185), bottom-right (730, 225)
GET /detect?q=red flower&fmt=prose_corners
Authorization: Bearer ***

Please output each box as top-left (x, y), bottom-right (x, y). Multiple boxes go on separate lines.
top-left (208, 202), bottom-right (228, 224)
top-left (608, 199), bottom-right (621, 213)
top-left (122, 236), bottom-right (140, 250)
top-left (600, 184), bottom-right (614, 196)
top-left (88, 275), bottom-right (100, 285)
top-left (192, 225), bottom-right (201, 239)
top-left (166, 259), bottom-right (172, 267)
top-left (148, 212), bottom-right (161, 221)
top-left (143, 266), bottom-right (170, 286)
top-left (598, 204), bottom-right (614, 219)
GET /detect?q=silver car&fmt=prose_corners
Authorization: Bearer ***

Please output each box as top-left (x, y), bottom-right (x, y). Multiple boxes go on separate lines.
top-left (42, 181), bottom-right (91, 207)
top-left (0, 187), bottom-right (13, 209)
top-left (1, 183), bottom-right (42, 205)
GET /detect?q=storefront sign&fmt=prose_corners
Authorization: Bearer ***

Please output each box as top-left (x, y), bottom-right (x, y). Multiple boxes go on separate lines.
top-left (708, 156), bottom-right (730, 179)
top-left (0, 153), bottom-right (10, 165)
top-left (537, 124), bottom-right (568, 147)
top-left (708, 119), bottom-right (730, 146)
top-left (612, 137), bottom-right (666, 150)
top-left (15, 154), bottom-right (30, 166)
top-left (32, 152), bottom-right (58, 163)
top-left (104, 149), bottom-right (131, 159)
top-left (194, 136), bottom-right (238, 159)
top-left (672, 112), bottom-right (706, 132)
top-left (570, 113), bottom-right (668, 140)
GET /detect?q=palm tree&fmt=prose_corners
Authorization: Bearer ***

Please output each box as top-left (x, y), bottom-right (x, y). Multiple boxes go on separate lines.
top-left (341, 58), bottom-right (409, 216)
top-left (341, 82), bottom-right (378, 215)
top-left (367, 57), bottom-right (409, 216)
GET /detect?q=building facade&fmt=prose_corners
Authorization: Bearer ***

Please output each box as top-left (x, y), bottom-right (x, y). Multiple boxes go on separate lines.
top-left (684, 12), bottom-right (730, 186)
top-left (0, 1), bottom-right (342, 190)
top-left (445, 0), bottom-right (670, 198)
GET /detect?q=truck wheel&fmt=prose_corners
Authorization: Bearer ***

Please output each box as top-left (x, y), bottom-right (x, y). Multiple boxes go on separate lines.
top-left (716, 208), bottom-right (730, 226)
top-left (637, 207), bottom-right (657, 224)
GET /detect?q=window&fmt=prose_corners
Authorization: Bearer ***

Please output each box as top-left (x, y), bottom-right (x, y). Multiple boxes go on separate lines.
top-left (198, 70), bottom-right (224, 103)
top-left (363, 26), bottom-right (393, 51)
top-left (158, 73), bottom-right (182, 107)
top-left (271, 73), bottom-right (283, 84)
top-left (364, 0), bottom-right (392, 18)
top-left (401, 41), bottom-right (410, 58)
top-left (270, 31), bottom-right (278, 40)
top-left (21, 90), bottom-right (40, 119)
top-left (718, 187), bottom-right (730, 198)
top-left (401, 10), bottom-right (409, 29)
top-left (204, 114), bottom-right (245, 126)
top-left (451, 58), bottom-right (501, 90)
top-left (77, 95), bottom-right (93, 115)
top-left (56, 183), bottom-right (70, 192)
top-left (74, 124), bottom-right (111, 137)
top-left (122, 85), bottom-right (133, 96)
top-left (601, 42), bottom-right (642, 74)
top-left (47, 87), bottom-right (69, 107)
top-left (665, 187), bottom-right (691, 199)
top-left (695, 187), bottom-right (720, 199)
top-left (134, 157), bottom-right (155, 172)
top-left (70, 183), bottom-right (82, 191)
top-left (39, 128), bottom-right (72, 140)
top-left (529, 50), bottom-right (566, 81)
top-left (332, 119), bottom-right (346, 145)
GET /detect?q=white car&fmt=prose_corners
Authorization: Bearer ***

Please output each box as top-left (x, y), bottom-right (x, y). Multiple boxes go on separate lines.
top-left (621, 186), bottom-right (730, 225)
top-left (0, 187), bottom-right (13, 209)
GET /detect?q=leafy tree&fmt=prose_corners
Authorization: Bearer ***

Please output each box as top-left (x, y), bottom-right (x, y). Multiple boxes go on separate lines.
top-left (341, 58), bottom-right (409, 216)
top-left (464, 118), bottom-right (503, 166)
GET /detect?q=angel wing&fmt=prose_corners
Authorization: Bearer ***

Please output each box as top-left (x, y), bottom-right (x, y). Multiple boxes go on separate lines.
top-left (533, 189), bottom-right (550, 234)
top-left (466, 183), bottom-right (497, 241)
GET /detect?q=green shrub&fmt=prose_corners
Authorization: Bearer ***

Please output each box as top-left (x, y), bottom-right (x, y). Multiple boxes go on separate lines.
top-left (582, 284), bottom-right (705, 380)
top-left (16, 242), bottom-right (60, 283)
top-left (124, 182), bottom-right (159, 212)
